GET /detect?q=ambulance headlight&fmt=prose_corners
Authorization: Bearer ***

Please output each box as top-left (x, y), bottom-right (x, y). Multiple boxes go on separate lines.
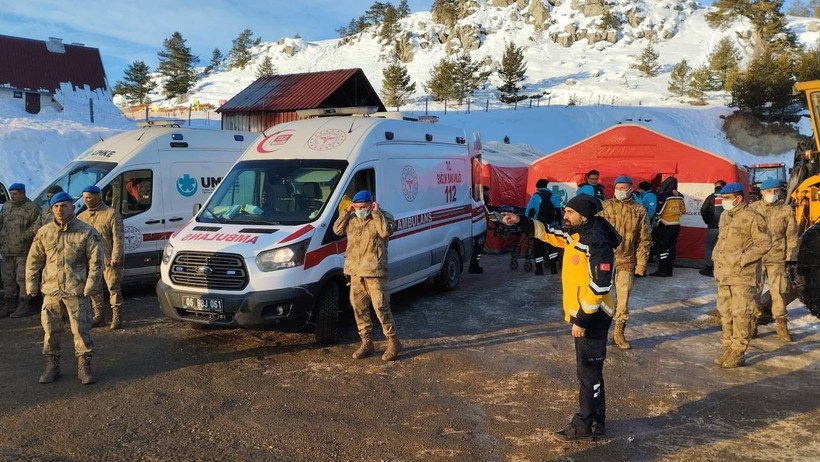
top-left (256, 241), bottom-right (307, 272)
top-left (162, 243), bottom-right (174, 264)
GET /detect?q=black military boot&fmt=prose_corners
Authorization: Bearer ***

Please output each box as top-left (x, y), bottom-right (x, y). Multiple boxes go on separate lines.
top-left (698, 265), bottom-right (713, 277)
top-left (535, 261), bottom-right (544, 276)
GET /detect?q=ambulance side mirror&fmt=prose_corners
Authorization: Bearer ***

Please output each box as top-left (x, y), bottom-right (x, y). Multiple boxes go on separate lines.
top-left (192, 203), bottom-right (202, 215)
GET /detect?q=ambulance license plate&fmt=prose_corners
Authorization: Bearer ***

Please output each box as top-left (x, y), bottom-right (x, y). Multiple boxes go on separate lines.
top-left (182, 296), bottom-right (224, 312)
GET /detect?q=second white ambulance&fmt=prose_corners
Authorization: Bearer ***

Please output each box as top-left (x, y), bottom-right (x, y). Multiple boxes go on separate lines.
top-left (157, 109), bottom-right (486, 343)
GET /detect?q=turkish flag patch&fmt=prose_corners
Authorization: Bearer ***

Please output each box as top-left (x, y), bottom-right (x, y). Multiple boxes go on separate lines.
top-left (599, 263), bottom-right (611, 272)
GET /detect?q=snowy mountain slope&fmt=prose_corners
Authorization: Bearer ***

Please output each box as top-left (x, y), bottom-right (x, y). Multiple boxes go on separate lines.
top-left (137, 1), bottom-right (819, 111)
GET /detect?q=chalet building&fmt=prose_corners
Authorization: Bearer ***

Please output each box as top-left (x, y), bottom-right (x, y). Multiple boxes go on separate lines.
top-left (0, 34), bottom-right (108, 114)
top-left (217, 68), bottom-right (385, 132)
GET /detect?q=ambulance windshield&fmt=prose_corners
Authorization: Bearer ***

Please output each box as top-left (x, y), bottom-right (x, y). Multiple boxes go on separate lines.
top-left (32, 161), bottom-right (117, 207)
top-left (200, 159), bottom-right (347, 225)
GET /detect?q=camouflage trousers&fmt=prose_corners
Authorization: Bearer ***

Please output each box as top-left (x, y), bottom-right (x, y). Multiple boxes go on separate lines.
top-left (613, 269), bottom-right (635, 323)
top-left (1, 254), bottom-right (26, 299)
top-left (757, 264), bottom-right (789, 320)
top-left (91, 264), bottom-right (123, 312)
top-left (717, 285), bottom-right (756, 353)
top-left (349, 276), bottom-right (396, 338)
top-left (41, 295), bottom-right (94, 357)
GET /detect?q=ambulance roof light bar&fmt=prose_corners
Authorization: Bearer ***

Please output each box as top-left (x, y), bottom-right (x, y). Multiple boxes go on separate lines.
top-left (296, 106), bottom-right (379, 119)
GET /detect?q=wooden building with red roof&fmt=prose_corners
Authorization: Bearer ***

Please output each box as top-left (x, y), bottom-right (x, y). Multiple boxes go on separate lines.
top-left (0, 34), bottom-right (108, 114)
top-left (217, 68), bottom-right (385, 132)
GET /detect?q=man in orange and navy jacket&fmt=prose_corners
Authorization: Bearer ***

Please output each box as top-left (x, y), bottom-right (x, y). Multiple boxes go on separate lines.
top-left (503, 194), bottom-right (621, 441)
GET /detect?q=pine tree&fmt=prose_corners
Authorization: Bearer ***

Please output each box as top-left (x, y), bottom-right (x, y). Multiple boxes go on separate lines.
top-left (381, 62), bottom-right (416, 107)
top-left (708, 37), bottom-right (741, 91)
top-left (598, 8), bottom-right (622, 32)
top-left (498, 42), bottom-right (527, 103)
top-left (425, 58), bottom-right (458, 102)
top-left (706, 0), bottom-right (793, 55)
top-left (688, 66), bottom-right (713, 103)
top-left (366, 2), bottom-right (388, 24)
top-left (380, 3), bottom-right (400, 42)
top-left (668, 60), bottom-right (691, 96)
top-left (156, 32), bottom-right (199, 99)
top-left (204, 48), bottom-right (224, 74)
top-left (633, 40), bottom-right (660, 77)
top-left (398, 0), bottom-right (410, 17)
top-left (255, 55), bottom-right (277, 79)
top-left (796, 44), bottom-right (820, 82)
top-left (451, 52), bottom-right (490, 104)
top-left (731, 46), bottom-right (797, 117)
top-left (431, 0), bottom-right (459, 27)
top-left (113, 60), bottom-right (156, 105)
top-left (229, 29), bottom-right (256, 70)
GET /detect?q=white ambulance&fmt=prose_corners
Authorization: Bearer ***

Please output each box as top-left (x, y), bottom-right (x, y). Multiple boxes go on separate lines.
top-left (33, 124), bottom-right (253, 284)
top-left (156, 109), bottom-right (486, 343)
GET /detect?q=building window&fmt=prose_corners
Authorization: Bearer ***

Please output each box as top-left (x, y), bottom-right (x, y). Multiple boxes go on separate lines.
top-left (13, 91), bottom-right (22, 98)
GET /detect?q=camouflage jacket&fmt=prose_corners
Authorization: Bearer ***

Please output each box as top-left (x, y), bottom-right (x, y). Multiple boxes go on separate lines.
top-left (26, 216), bottom-right (103, 298)
top-left (750, 200), bottom-right (799, 264)
top-left (333, 208), bottom-right (395, 278)
top-left (713, 202), bottom-right (771, 287)
top-left (599, 198), bottom-right (652, 273)
top-left (0, 198), bottom-right (41, 256)
top-left (78, 202), bottom-right (125, 265)
top-left (36, 205), bottom-right (53, 230)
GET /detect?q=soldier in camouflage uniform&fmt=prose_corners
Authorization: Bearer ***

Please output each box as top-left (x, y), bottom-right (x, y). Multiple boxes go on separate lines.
top-left (750, 178), bottom-right (799, 342)
top-left (599, 176), bottom-right (652, 350)
top-left (78, 185), bottom-right (125, 329)
top-left (35, 185), bottom-right (64, 230)
top-left (712, 183), bottom-right (771, 368)
top-left (332, 190), bottom-right (402, 361)
top-left (26, 192), bottom-right (103, 384)
top-left (0, 183), bottom-right (43, 318)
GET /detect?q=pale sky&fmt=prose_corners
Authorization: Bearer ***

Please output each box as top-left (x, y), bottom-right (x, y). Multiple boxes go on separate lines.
top-left (0, 0), bottom-right (433, 84)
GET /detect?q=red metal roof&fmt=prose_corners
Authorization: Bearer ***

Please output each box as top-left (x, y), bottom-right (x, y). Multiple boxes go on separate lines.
top-left (217, 68), bottom-right (385, 113)
top-left (0, 34), bottom-right (108, 93)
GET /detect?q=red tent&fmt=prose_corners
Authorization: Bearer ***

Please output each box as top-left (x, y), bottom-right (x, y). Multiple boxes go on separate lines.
top-left (527, 124), bottom-right (749, 262)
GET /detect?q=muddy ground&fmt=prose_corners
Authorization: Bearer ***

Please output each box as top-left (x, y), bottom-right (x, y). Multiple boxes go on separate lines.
top-left (1, 254), bottom-right (818, 462)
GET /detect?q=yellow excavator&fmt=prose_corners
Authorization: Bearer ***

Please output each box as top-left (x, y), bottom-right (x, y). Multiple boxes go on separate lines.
top-left (784, 80), bottom-right (820, 318)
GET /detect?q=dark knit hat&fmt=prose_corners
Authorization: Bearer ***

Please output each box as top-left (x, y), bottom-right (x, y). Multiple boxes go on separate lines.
top-left (46, 185), bottom-right (64, 195)
top-left (566, 194), bottom-right (602, 220)
top-left (637, 181), bottom-right (652, 191)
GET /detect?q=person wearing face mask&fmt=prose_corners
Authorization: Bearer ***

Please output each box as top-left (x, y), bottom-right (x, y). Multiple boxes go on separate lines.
top-left (712, 183), bottom-right (771, 368)
top-left (502, 195), bottom-right (621, 441)
top-left (699, 180), bottom-right (727, 277)
top-left (0, 183), bottom-right (43, 319)
top-left (332, 190), bottom-right (401, 361)
top-left (599, 176), bottom-right (652, 350)
top-left (650, 177), bottom-right (686, 277)
top-left (78, 185), bottom-right (125, 330)
top-left (26, 192), bottom-right (103, 384)
top-left (749, 179), bottom-right (798, 342)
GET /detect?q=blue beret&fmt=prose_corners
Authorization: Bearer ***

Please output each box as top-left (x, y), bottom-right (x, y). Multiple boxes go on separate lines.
top-left (720, 182), bottom-right (744, 195)
top-left (760, 179), bottom-right (781, 191)
top-left (8, 183), bottom-right (25, 191)
top-left (82, 185), bottom-right (101, 194)
top-left (49, 192), bottom-right (73, 207)
top-left (614, 175), bottom-right (633, 185)
top-left (351, 190), bottom-right (373, 203)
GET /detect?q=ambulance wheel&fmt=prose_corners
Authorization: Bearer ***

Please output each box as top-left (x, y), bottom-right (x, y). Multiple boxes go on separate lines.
top-left (524, 261), bottom-right (533, 272)
top-left (435, 248), bottom-right (461, 291)
top-left (510, 260), bottom-right (518, 270)
top-left (314, 282), bottom-right (340, 344)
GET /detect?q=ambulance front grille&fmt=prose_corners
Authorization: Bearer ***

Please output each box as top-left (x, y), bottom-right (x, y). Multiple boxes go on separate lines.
top-left (170, 251), bottom-right (248, 290)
